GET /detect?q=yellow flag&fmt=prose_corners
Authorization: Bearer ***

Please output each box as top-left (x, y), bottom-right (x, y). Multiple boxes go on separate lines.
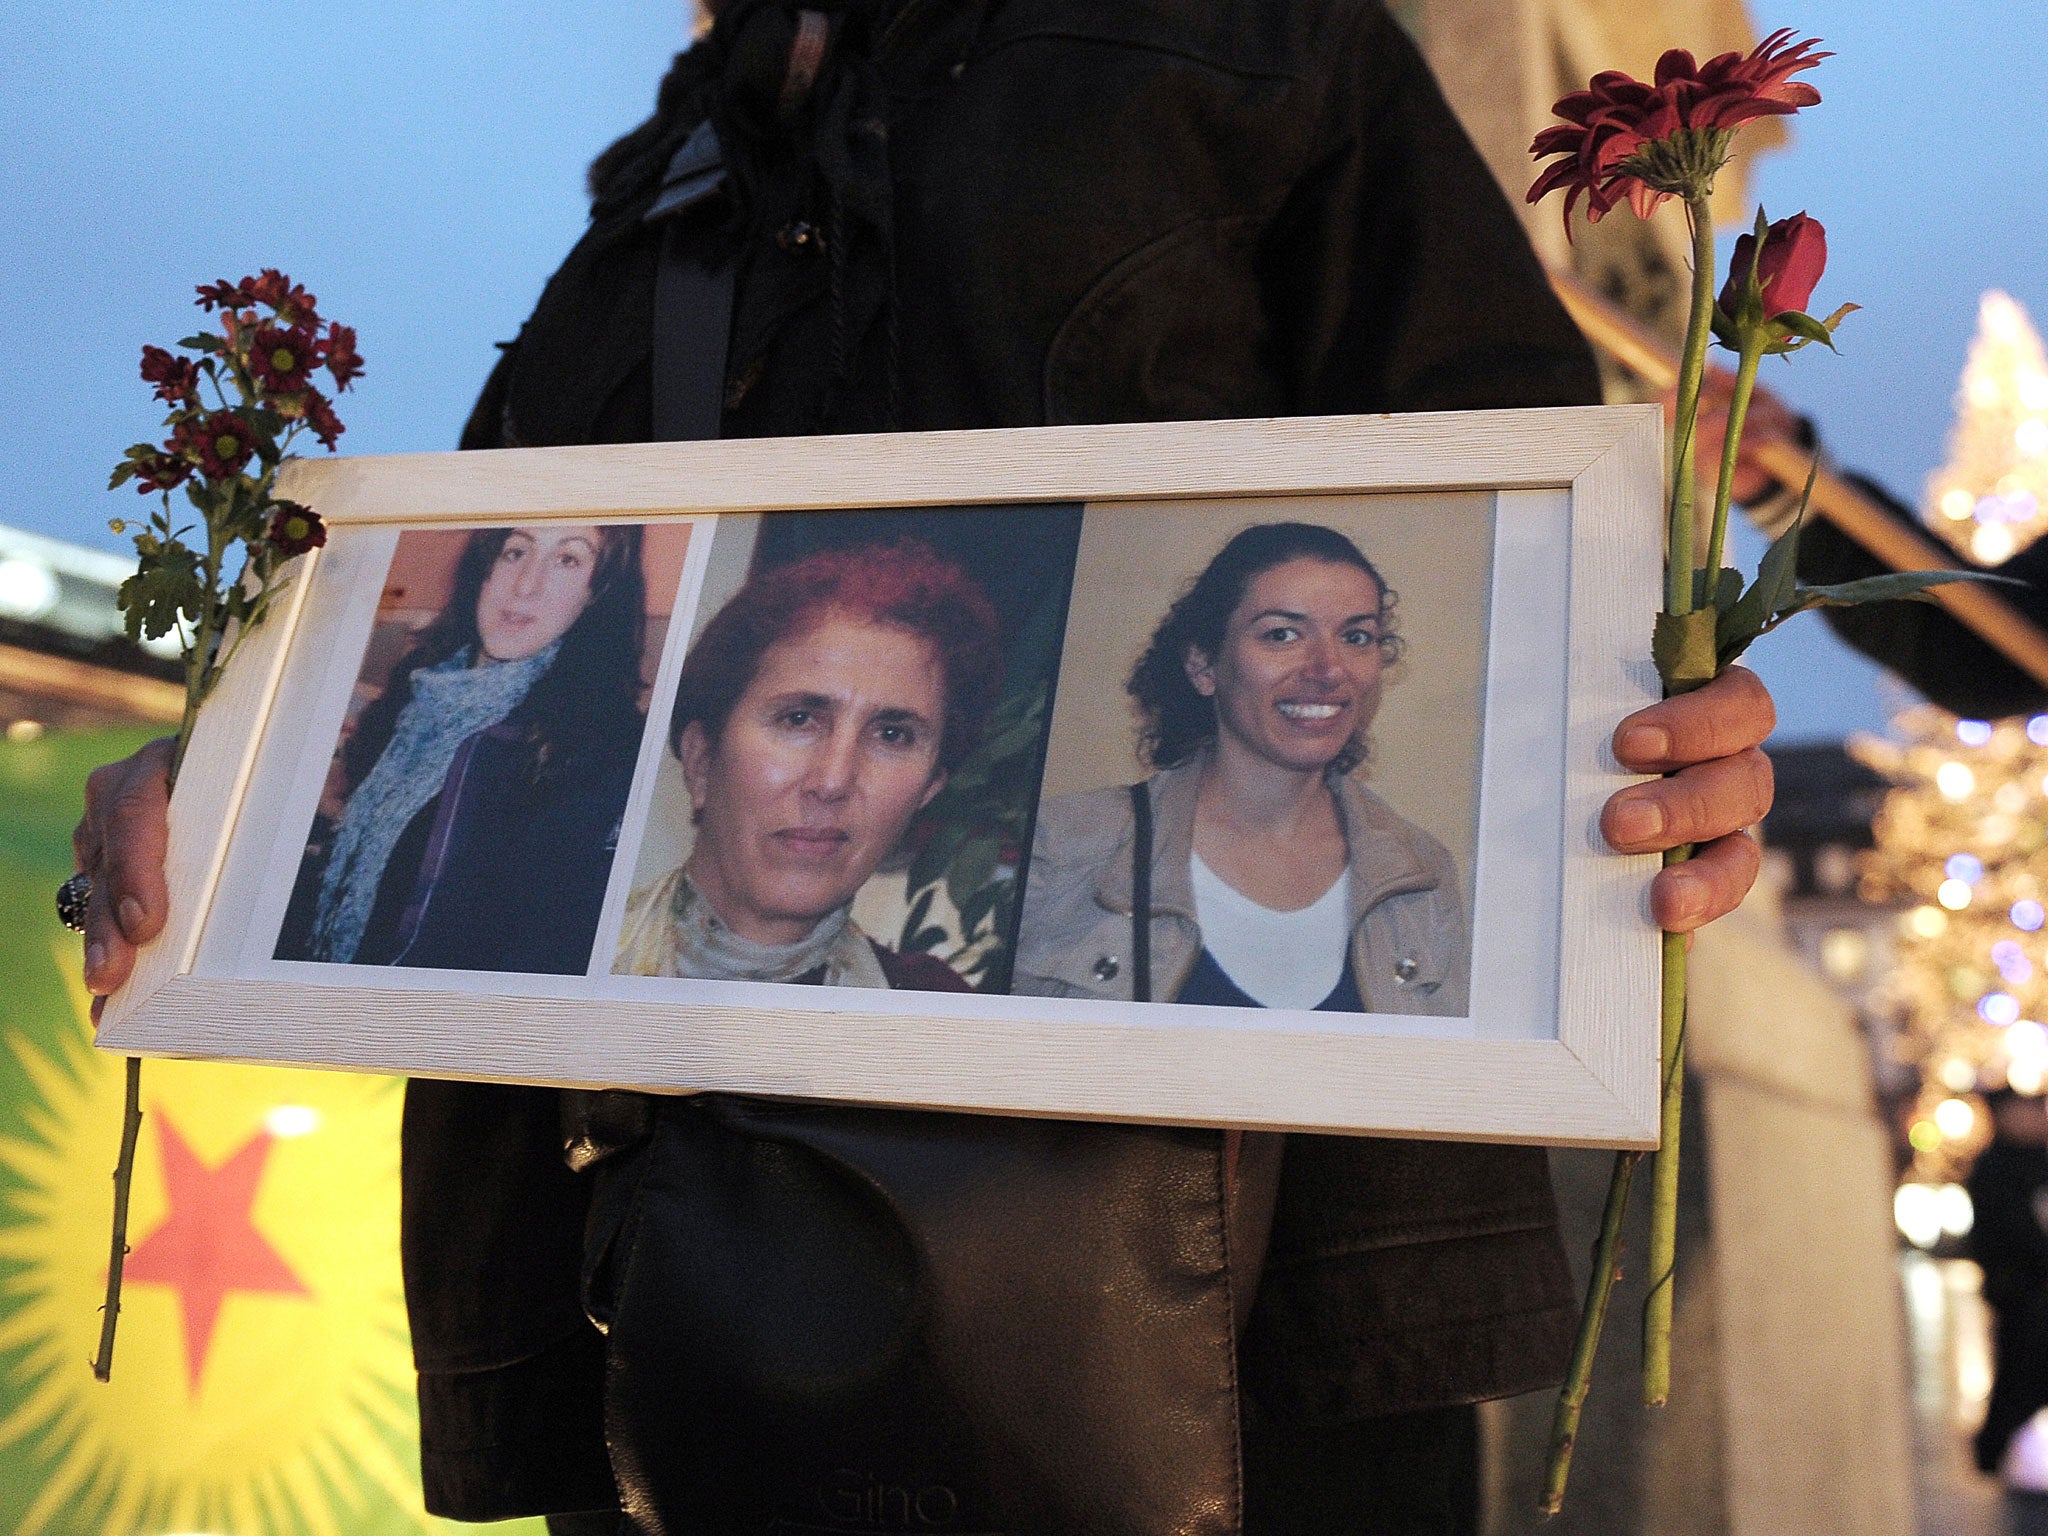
top-left (0, 729), bottom-right (545, 1536)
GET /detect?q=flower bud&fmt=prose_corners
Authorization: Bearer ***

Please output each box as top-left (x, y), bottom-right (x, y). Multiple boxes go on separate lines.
top-left (1721, 212), bottom-right (1828, 318)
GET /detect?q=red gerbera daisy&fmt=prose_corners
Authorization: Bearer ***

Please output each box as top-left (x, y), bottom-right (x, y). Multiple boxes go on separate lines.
top-left (1529, 30), bottom-right (1826, 228)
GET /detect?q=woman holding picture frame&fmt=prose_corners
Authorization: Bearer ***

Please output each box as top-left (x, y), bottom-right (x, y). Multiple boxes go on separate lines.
top-left (70, 2), bottom-right (1781, 1530)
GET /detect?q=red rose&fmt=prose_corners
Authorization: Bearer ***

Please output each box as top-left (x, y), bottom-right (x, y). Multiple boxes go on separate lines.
top-left (303, 389), bottom-right (345, 449)
top-left (173, 410), bottom-right (256, 478)
top-left (1530, 30), bottom-right (1826, 227)
top-left (1720, 212), bottom-right (1827, 319)
top-left (265, 500), bottom-right (327, 556)
top-left (323, 322), bottom-right (364, 389)
top-left (139, 344), bottom-right (200, 403)
top-left (249, 323), bottom-right (318, 394)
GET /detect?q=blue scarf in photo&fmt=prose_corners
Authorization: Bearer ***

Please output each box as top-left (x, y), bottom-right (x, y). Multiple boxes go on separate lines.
top-left (310, 641), bottom-right (559, 964)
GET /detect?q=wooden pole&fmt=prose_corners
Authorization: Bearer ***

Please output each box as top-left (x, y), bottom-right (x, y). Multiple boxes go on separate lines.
top-left (1547, 267), bottom-right (2048, 690)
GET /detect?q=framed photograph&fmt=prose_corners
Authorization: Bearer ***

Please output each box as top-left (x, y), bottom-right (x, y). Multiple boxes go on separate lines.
top-left (97, 407), bottom-right (1664, 1145)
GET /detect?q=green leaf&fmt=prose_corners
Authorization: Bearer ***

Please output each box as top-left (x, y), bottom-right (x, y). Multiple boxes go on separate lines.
top-left (1771, 310), bottom-right (1839, 350)
top-left (906, 821), bottom-right (966, 896)
top-left (897, 886), bottom-right (937, 954)
top-left (115, 544), bottom-right (205, 642)
top-left (1793, 569), bottom-right (2016, 609)
top-left (1652, 608), bottom-right (1718, 693)
top-left (955, 881), bottom-right (1003, 940)
top-left (178, 333), bottom-right (223, 353)
top-left (1693, 566), bottom-right (1743, 612)
top-left (945, 832), bottom-right (1001, 915)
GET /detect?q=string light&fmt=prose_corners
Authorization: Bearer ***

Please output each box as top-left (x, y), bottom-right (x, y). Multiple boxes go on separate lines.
top-left (1860, 706), bottom-right (2048, 1181)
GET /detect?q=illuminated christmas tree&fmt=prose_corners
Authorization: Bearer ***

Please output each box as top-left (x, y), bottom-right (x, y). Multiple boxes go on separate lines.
top-left (1854, 708), bottom-right (2048, 1185)
top-left (1923, 291), bottom-right (2048, 567)
top-left (1851, 291), bottom-right (2048, 1197)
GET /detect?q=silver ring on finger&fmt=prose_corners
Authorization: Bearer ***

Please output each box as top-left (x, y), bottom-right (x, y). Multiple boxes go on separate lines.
top-left (57, 872), bottom-right (93, 934)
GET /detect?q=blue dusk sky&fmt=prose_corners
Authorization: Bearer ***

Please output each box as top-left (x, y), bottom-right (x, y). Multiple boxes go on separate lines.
top-left (2, 4), bottom-right (2043, 742)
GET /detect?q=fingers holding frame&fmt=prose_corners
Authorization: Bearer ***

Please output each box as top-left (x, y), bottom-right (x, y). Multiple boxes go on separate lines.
top-left (1650, 831), bottom-right (1764, 933)
top-left (75, 737), bottom-right (175, 996)
top-left (1612, 666), bottom-right (1776, 773)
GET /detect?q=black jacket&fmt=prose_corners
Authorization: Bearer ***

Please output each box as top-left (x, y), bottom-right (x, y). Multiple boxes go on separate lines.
top-left (280, 723), bottom-right (636, 974)
top-left (407, 0), bottom-right (1601, 1521)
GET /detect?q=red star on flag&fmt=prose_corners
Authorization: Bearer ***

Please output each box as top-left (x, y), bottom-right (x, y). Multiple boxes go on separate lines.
top-left (124, 1114), bottom-right (309, 1393)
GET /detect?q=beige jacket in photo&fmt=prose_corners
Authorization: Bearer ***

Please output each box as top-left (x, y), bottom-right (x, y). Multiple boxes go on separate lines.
top-left (1013, 753), bottom-right (1470, 1015)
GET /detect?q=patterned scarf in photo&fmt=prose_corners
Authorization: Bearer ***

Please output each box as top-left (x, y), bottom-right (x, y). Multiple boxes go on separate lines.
top-left (310, 641), bottom-right (560, 964)
top-left (615, 866), bottom-right (886, 988)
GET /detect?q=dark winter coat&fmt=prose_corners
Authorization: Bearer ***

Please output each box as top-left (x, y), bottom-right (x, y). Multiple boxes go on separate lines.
top-left (279, 722), bottom-right (637, 975)
top-left (404, 0), bottom-right (1602, 1522)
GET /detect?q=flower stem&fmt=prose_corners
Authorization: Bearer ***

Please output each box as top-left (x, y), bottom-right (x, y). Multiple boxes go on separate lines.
top-left (1642, 880), bottom-right (1691, 1405)
top-left (93, 553), bottom-right (213, 1383)
top-left (1704, 341), bottom-right (1765, 582)
top-left (1667, 195), bottom-right (1719, 616)
top-left (1540, 1145), bottom-right (1644, 1514)
top-left (89, 1056), bottom-right (145, 1382)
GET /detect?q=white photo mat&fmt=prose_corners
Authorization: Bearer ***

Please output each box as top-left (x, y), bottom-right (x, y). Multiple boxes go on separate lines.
top-left (96, 408), bottom-right (1665, 1146)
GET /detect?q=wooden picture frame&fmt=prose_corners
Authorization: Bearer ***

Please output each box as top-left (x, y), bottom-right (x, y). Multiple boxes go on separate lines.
top-left (96, 406), bottom-right (1665, 1146)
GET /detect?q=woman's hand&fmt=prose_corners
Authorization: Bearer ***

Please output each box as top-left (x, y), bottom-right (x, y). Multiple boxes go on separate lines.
top-left (72, 737), bottom-right (176, 998)
top-left (1601, 667), bottom-right (1776, 931)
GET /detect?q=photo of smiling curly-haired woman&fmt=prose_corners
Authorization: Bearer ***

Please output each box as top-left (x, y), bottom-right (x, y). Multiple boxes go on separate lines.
top-left (1015, 495), bottom-right (1492, 1017)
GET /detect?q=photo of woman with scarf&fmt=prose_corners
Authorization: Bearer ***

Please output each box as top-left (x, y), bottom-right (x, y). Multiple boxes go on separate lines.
top-left (276, 522), bottom-right (684, 975)
top-left (1015, 519), bottom-right (1469, 1016)
top-left (613, 537), bottom-right (1005, 993)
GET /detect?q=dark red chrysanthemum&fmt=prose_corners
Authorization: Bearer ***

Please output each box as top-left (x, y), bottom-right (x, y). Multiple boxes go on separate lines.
top-left (249, 323), bottom-right (319, 394)
top-left (173, 410), bottom-right (257, 478)
top-left (195, 277), bottom-right (257, 312)
top-left (265, 500), bottom-right (327, 556)
top-left (247, 268), bottom-right (319, 323)
top-left (133, 450), bottom-right (191, 494)
top-left (303, 390), bottom-right (345, 449)
top-left (139, 344), bottom-right (200, 403)
top-left (1529, 30), bottom-right (1827, 227)
top-left (196, 269), bottom-right (319, 324)
top-left (323, 322), bottom-right (364, 389)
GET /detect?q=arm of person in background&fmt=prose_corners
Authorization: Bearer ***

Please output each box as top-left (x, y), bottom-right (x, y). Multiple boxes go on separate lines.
top-left (1694, 366), bottom-right (2048, 721)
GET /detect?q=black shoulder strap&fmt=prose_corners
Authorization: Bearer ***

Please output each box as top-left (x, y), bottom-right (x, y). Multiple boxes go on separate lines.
top-left (1128, 782), bottom-right (1152, 1003)
top-left (646, 119), bottom-right (736, 442)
